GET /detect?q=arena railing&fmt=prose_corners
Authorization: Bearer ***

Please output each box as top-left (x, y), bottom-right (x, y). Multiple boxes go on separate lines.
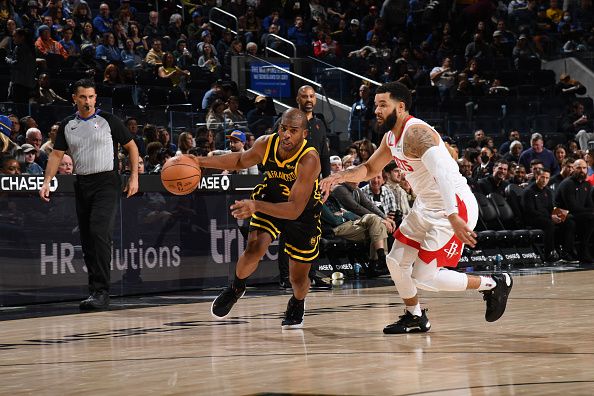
top-left (208, 7), bottom-right (238, 35)
top-left (264, 34), bottom-right (297, 59)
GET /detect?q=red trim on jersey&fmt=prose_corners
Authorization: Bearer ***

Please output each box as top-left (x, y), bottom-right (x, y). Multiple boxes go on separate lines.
top-left (417, 195), bottom-right (468, 268)
top-left (393, 195), bottom-right (469, 268)
top-left (394, 228), bottom-right (421, 249)
top-left (392, 115), bottom-right (414, 146)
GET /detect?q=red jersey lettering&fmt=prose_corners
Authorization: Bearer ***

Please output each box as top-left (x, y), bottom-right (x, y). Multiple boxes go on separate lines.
top-left (393, 157), bottom-right (413, 172)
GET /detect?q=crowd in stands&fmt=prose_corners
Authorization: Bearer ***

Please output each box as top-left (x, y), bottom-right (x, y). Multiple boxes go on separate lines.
top-left (1, 0), bottom-right (594, 267)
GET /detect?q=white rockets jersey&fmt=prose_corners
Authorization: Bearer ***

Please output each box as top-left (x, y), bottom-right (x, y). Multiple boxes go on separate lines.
top-left (387, 116), bottom-right (471, 211)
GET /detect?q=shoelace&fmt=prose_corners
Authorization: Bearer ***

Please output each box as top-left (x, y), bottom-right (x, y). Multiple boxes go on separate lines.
top-left (396, 311), bottom-right (414, 324)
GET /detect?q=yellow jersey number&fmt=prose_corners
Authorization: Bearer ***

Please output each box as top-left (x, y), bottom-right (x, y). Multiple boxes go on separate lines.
top-left (279, 183), bottom-right (290, 197)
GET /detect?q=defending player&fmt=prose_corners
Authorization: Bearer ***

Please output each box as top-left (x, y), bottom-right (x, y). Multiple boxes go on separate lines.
top-left (320, 82), bottom-right (513, 334)
top-left (189, 108), bottom-right (322, 329)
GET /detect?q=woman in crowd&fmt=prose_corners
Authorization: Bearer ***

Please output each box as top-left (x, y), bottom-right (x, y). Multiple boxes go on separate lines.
top-left (158, 52), bottom-right (191, 91)
top-left (197, 43), bottom-right (220, 75)
top-left (158, 127), bottom-right (178, 154)
top-left (71, 1), bottom-right (92, 28)
top-left (554, 144), bottom-right (568, 168)
top-left (121, 38), bottom-right (143, 70)
top-left (128, 22), bottom-right (148, 56)
top-left (102, 63), bottom-right (124, 86)
top-left (355, 139), bottom-right (374, 164)
top-left (78, 21), bottom-right (100, 47)
top-left (177, 132), bottom-right (194, 154)
top-left (112, 20), bottom-right (128, 50)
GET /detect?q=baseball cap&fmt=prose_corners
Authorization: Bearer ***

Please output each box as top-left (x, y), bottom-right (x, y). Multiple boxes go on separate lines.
top-left (37, 25), bottom-right (50, 35)
top-left (493, 30), bottom-right (503, 38)
top-left (350, 19), bottom-right (360, 26)
top-left (254, 95), bottom-right (267, 103)
top-left (0, 115), bottom-right (12, 137)
top-left (330, 155), bottom-right (342, 165)
top-left (518, 34), bottom-right (528, 40)
top-left (226, 130), bottom-right (246, 143)
top-left (201, 30), bottom-right (210, 38)
top-left (192, 10), bottom-right (201, 18)
top-left (21, 143), bottom-right (36, 153)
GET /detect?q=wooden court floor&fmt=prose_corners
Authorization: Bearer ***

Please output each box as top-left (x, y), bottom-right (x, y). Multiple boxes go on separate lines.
top-left (2, 270), bottom-right (594, 395)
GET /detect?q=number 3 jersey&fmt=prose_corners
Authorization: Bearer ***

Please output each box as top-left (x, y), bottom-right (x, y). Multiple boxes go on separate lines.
top-left (251, 133), bottom-right (322, 223)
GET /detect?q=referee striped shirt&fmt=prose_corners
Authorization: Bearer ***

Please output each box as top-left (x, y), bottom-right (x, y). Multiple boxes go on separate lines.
top-left (54, 110), bottom-right (133, 175)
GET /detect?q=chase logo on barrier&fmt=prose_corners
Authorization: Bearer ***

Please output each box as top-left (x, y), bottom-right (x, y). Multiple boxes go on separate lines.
top-left (0, 176), bottom-right (58, 192)
top-left (200, 174), bottom-right (230, 191)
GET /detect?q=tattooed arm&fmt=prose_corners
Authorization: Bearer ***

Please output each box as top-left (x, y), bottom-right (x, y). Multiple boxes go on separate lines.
top-left (402, 125), bottom-right (440, 159)
top-left (404, 124), bottom-right (477, 246)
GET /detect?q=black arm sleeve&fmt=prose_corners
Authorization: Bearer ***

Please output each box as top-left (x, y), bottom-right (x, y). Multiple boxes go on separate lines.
top-left (53, 116), bottom-right (74, 151)
top-left (102, 112), bottom-right (133, 145)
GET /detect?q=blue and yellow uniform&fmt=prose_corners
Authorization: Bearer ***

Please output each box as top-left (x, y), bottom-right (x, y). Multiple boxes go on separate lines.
top-left (249, 133), bottom-right (322, 262)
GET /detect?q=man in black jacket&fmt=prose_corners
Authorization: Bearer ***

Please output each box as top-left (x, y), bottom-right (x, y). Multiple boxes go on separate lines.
top-left (295, 85), bottom-right (330, 178)
top-left (477, 159), bottom-right (509, 196)
top-left (522, 169), bottom-right (577, 263)
top-left (554, 159), bottom-right (594, 262)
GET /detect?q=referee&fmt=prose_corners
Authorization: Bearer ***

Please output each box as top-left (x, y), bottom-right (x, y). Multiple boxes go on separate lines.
top-left (40, 79), bottom-right (139, 311)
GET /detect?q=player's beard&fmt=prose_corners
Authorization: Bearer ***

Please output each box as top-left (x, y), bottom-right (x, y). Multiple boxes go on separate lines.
top-left (376, 110), bottom-right (398, 135)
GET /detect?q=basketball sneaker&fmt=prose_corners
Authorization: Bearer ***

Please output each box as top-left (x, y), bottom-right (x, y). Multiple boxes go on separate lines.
top-left (281, 296), bottom-right (305, 329)
top-left (79, 290), bottom-right (110, 311)
top-left (383, 309), bottom-right (431, 334)
top-left (482, 273), bottom-right (513, 322)
top-left (211, 286), bottom-right (245, 319)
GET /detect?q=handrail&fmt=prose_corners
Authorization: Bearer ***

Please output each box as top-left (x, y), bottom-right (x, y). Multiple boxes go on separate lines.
top-left (246, 89), bottom-right (292, 110)
top-left (307, 56), bottom-right (382, 86)
top-left (209, 7), bottom-right (238, 35)
top-left (265, 34), bottom-right (297, 59)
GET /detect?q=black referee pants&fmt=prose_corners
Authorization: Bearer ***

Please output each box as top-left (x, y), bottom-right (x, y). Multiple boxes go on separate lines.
top-left (74, 171), bottom-right (120, 294)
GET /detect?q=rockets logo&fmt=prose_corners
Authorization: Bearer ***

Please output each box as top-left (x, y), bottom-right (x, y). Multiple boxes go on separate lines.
top-left (443, 241), bottom-right (460, 259)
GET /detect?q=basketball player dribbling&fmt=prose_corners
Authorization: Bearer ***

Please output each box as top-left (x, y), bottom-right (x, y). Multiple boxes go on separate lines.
top-left (188, 108), bottom-right (322, 329)
top-left (320, 82), bottom-right (513, 334)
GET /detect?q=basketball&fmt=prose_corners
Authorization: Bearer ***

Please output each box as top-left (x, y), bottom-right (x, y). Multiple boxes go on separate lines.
top-left (160, 155), bottom-right (201, 195)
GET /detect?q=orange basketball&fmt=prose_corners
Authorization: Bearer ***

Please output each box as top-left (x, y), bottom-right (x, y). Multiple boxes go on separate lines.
top-left (160, 155), bottom-right (201, 195)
